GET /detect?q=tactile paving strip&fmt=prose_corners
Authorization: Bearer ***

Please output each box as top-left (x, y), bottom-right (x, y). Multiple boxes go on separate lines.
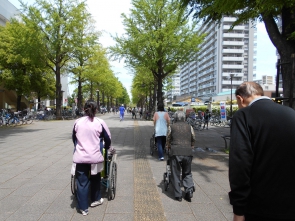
top-left (133, 121), bottom-right (166, 221)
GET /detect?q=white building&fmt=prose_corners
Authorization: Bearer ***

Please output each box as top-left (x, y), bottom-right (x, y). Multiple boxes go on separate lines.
top-left (179, 16), bottom-right (257, 101)
top-left (166, 72), bottom-right (180, 103)
top-left (0, 0), bottom-right (19, 25)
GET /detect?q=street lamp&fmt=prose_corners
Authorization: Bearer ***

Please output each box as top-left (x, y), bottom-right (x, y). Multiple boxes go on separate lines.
top-left (96, 89), bottom-right (100, 112)
top-left (230, 73), bottom-right (235, 117)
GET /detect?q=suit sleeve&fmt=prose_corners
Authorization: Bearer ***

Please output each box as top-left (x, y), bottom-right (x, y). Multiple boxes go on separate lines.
top-left (228, 111), bottom-right (254, 216)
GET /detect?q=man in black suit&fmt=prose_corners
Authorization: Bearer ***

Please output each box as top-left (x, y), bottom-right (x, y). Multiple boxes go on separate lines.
top-left (229, 82), bottom-right (295, 221)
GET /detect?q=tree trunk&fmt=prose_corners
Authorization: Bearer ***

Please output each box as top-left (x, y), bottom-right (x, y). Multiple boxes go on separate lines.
top-left (17, 95), bottom-right (21, 111)
top-left (55, 64), bottom-right (62, 120)
top-left (107, 96), bottom-right (110, 110)
top-left (152, 81), bottom-right (157, 112)
top-left (78, 76), bottom-right (83, 112)
top-left (157, 76), bottom-right (164, 108)
top-left (38, 96), bottom-right (41, 110)
top-left (262, 12), bottom-right (295, 109)
top-left (280, 50), bottom-right (295, 108)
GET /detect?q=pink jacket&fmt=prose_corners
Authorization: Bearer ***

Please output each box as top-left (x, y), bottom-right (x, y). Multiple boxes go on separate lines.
top-left (73, 116), bottom-right (111, 164)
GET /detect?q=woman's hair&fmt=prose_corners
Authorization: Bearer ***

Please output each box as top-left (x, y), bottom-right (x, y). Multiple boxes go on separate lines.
top-left (84, 100), bottom-right (97, 119)
top-left (235, 82), bottom-right (264, 98)
top-left (157, 103), bottom-right (164, 111)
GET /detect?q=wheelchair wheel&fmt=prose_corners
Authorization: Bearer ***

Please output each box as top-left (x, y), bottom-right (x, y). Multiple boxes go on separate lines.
top-left (71, 175), bottom-right (77, 197)
top-left (163, 172), bottom-right (169, 191)
top-left (150, 137), bottom-right (154, 155)
top-left (108, 161), bottom-right (117, 201)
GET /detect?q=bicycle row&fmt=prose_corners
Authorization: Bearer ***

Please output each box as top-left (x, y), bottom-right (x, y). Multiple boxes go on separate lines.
top-left (185, 112), bottom-right (231, 130)
top-left (0, 109), bottom-right (34, 126)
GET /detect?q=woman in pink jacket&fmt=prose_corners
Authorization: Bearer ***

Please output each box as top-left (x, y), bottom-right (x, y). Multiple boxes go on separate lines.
top-left (72, 100), bottom-right (111, 216)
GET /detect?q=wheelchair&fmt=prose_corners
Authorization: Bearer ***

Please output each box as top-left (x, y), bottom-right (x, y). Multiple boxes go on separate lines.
top-left (150, 133), bottom-right (168, 156)
top-left (150, 133), bottom-right (157, 156)
top-left (71, 151), bottom-right (117, 201)
top-left (163, 157), bottom-right (171, 191)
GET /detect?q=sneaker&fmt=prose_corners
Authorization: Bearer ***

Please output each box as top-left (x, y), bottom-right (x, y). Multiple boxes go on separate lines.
top-left (159, 157), bottom-right (164, 161)
top-left (80, 209), bottom-right (88, 216)
top-left (91, 198), bottom-right (104, 207)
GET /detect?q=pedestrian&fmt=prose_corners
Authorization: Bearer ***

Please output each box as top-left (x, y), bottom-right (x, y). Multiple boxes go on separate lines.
top-left (153, 103), bottom-right (170, 161)
top-left (132, 107), bottom-right (137, 119)
top-left (72, 100), bottom-right (112, 216)
top-left (119, 104), bottom-right (125, 121)
top-left (203, 109), bottom-right (211, 130)
top-left (166, 111), bottom-right (196, 202)
top-left (229, 82), bottom-right (295, 221)
top-left (197, 110), bottom-right (203, 120)
top-left (139, 108), bottom-right (143, 119)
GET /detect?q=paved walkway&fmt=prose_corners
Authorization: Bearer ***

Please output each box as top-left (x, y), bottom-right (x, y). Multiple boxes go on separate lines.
top-left (0, 112), bottom-right (233, 221)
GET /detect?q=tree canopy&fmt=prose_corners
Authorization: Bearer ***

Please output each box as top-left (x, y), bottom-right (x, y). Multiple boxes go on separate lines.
top-left (0, 18), bottom-right (53, 110)
top-left (110, 0), bottom-right (205, 108)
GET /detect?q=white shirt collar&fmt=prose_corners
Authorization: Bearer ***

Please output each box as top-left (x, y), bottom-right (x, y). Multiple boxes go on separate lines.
top-left (249, 96), bottom-right (272, 106)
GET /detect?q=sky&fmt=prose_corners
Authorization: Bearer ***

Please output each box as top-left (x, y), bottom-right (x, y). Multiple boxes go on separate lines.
top-left (8, 0), bottom-right (277, 96)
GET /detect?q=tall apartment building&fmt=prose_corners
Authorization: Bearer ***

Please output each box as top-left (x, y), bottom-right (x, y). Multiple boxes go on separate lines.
top-left (166, 72), bottom-right (180, 103)
top-left (0, 0), bottom-right (18, 26)
top-left (179, 17), bottom-right (257, 101)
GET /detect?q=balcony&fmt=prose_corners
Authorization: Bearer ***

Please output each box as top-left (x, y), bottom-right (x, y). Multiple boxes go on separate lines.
top-left (223, 33), bottom-right (244, 38)
top-left (222, 73), bottom-right (244, 78)
top-left (222, 64), bottom-right (244, 69)
top-left (223, 17), bottom-right (237, 22)
top-left (223, 41), bottom-right (244, 46)
top-left (222, 80), bottom-right (243, 85)
top-left (223, 57), bottom-right (244, 61)
top-left (223, 49), bottom-right (244, 53)
top-left (223, 25), bottom-right (245, 30)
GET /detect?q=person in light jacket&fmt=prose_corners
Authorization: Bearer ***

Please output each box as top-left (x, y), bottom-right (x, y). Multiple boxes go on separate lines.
top-left (72, 100), bottom-right (112, 216)
top-left (153, 103), bottom-right (170, 160)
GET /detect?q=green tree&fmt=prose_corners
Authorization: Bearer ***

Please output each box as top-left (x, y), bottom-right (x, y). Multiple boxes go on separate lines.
top-left (110, 0), bottom-right (204, 108)
top-left (21, 0), bottom-right (90, 119)
top-left (0, 19), bottom-right (51, 110)
top-left (181, 0), bottom-right (295, 108)
top-left (68, 12), bottom-right (101, 112)
top-left (131, 66), bottom-right (155, 110)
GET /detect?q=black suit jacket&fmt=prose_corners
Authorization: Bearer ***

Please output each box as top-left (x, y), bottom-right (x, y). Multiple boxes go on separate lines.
top-left (229, 98), bottom-right (295, 219)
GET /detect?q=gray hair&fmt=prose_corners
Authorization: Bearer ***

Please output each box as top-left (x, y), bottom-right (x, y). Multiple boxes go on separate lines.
top-left (175, 111), bottom-right (185, 122)
top-left (235, 82), bottom-right (264, 98)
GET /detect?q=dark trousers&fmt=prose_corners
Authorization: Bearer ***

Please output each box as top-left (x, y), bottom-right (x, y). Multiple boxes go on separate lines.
top-left (156, 136), bottom-right (166, 159)
top-left (75, 164), bottom-right (101, 210)
top-left (170, 155), bottom-right (194, 198)
top-left (245, 214), bottom-right (295, 221)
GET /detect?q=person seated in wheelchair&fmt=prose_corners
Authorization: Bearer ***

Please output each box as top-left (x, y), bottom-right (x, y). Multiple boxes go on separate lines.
top-left (166, 111), bottom-right (196, 202)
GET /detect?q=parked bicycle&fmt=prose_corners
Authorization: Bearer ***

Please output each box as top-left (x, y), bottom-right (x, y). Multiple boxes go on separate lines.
top-left (186, 111), bottom-right (203, 130)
